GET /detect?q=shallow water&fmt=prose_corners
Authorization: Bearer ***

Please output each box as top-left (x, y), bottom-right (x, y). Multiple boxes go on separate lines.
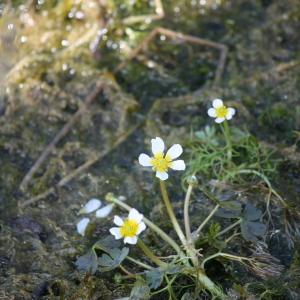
top-left (0, 1), bottom-right (300, 299)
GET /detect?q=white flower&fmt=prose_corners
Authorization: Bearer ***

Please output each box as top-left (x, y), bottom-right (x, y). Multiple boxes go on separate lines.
top-left (79, 198), bottom-right (102, 214)
top-left (138, 137), bottom-right (186, 181)
top-left (96, 204), bottom-right (114, 218)
top-left (207, 99), bottom-right (236, 123)
top-left (109, 208), bottom-right (146, 244)
top-left (77, 218), bottom-right (90, 236)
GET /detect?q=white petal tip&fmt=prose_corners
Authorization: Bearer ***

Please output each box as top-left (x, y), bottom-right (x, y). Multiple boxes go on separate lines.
top-left (79, 198), bottom-right (101, 214)
top-left (76, 218), bottom-right (90, 236)
top-left (95, 204), bottom-right (114, 218)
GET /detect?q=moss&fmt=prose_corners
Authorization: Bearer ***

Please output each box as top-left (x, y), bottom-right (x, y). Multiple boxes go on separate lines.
top-left (259, 103), bottom-right (296, 141)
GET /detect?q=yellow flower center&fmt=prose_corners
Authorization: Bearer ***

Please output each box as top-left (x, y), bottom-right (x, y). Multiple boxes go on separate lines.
top-left (215, 106), bottom-right (228, 118)
top-left (150, 152), bottom-right (172, 172)
top-left (120, 219), bottom-right (139, 237)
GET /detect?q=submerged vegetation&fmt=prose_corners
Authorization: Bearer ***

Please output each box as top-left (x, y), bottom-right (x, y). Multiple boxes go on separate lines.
top-left (0, 0), bottom-right (300, 299)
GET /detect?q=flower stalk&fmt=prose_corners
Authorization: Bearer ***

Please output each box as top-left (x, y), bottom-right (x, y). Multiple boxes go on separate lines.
top-left (222, 120), bottom-right (232, 162)
top-left (159, 180), bottom-right (187, 246)
top-left (137, 239), bottom-right (167, 268)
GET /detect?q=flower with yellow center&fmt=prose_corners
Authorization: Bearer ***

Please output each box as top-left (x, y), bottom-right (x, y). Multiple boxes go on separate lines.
top-left (109, 208), bottom-right (146, 244)
top-left (207, 99), bottom-right (236, 123)
top-left (138, 137), bottom-right (186, 180)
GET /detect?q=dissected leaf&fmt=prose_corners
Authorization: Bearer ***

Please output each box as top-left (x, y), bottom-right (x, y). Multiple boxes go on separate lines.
top-left (146, 269), bottom-right (163, 289)
top-left (241, 220), bottom-right (267, 242)
top-left (98, 247), bottom-right (129, 272)
top-left (208, 223), bottom-right (221, 238)
top-left (242, 203), bottom-right (262, 221)
top-left (75, 249), bottom-right (98, 274)
top-left (130, 280), bottom-right (150, 300)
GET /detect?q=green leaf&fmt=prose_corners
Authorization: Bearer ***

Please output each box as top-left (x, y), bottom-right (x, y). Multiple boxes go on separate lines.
top-left (75, 249), bottom-right (98, 274)
top-left (129, 280), bottom-right (150, 300)
top-left (93, 235), bottom-right (121, 253)
top-left (146, 269), bottom-right (164, 289)
top-left (242, 203), bottom-right (262, 221)
top-left (208, 223), bottom-right (221, 238)
top-left (98, 247), bottom-right (129, 272)
top-left (241, 220), bottom-right (266, 242)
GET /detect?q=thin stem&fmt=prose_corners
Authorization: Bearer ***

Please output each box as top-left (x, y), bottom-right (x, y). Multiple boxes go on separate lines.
top-left (126, 256), bottom-right (153, 270)
top-left (119, 264), bottom-right (133, 276)
top-left (223, 120), bottom-right (232, 162)
top-left (194, 204), bottom-right (220, 239)
top-left (201, 252), bottom-right (249, 269)
top-left (216, 219), bottom-right (242, 238)
top-left (105, 194), bottom-right (185, 259)
top-left (184, 183), bottom-right (194, 243)
top-left (137, 240), bottom-right (167, 267)
top-left (159, 180), bottom-right (187, 246)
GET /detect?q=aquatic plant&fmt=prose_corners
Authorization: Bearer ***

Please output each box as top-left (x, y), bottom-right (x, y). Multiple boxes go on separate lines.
top-left (76, 130), bottom-right (278, 299)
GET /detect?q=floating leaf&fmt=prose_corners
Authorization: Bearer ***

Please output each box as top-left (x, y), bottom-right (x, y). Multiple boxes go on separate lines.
top-left (98, 247), bottom-right (129, 272)
top-left (76, 236), bottom-right (123, 274)
top-left (93, 235), bottom-right (121, 253)
top-left (129, 280), bottom-right (150, 300)
top-left (145, 264), bottom-right (181, 289)
top-left (146, 269), bottom-right (164, 289)
top-left (242, 203), bottom-right (262, 221)
top-left (75, 249), bottom-right (98, 274)
top-left (241, 220), bottom-right (266, 242)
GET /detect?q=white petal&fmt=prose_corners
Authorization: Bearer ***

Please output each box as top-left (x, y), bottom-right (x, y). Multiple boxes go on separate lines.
top-left (113, 215), bottom-right (124, 226)
top-left (166, 144), bottom-right (183, 160)
top-left (151, 137), bottom-right (165, 155)
top-left (227, 107), bottom-right (235, 117)
top-left (76, 218), bottom-right (90, 236)
top-left (96, 204), bottom-right (114, 218)
top-left (170, 160), bottom-right (186, 171)
top-left (79, 198), bottom-right (101, 214)
top-left (215, 117), bottom-right (225, 123)
top-left (212, 99), bottom-right (223, 108)
top-left (207, 108), bottom-right (216, 117)
top-left (110, 227), bottom-right (122, 239)
top-left (138, 153), bottom-right (152, 167)
top-left (137, 222), bottom-right (146, 234)
top-left (156, 171), bottom-right (168, 180)
top-left (128, 208), bottom-right (143, 223)
top-left (124, 236), bottom-right (138, 244)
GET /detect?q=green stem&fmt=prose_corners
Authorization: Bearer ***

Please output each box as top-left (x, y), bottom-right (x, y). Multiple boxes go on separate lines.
top-left (194, 204), bottom-right (220, 239)
top-left (183, 183), bottom-right (194, 244)
top-left (159, 180), bottom-right (187, 246)
top-left (201, 252), bottom-right (249, 269)
top-left (105, 194), bottom-right (185, 259)
top-left (190, 270), bottom-right (227, 299)
top-left (126, 256), bottom-right (153, 270)
top-left (216, 219), bottom-right (242, 238)
top-left (137, 240), bottom-right (167, 268)
top-left (223, 120), bottom-right (232, 162)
